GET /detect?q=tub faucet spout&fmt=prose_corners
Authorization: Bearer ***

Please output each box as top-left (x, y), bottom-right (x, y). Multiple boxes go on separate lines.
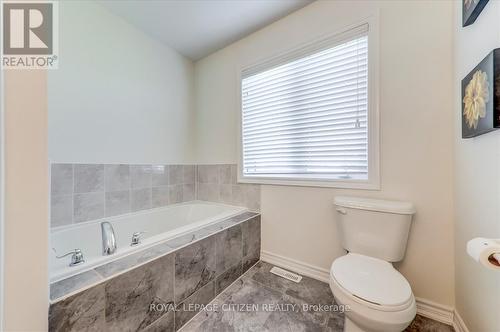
top-left (101, 222), bottom-right (117, 255)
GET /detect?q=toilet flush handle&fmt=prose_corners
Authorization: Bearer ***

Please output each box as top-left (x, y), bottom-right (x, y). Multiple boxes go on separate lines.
top-left (336, 208), bottom-right (347, 215)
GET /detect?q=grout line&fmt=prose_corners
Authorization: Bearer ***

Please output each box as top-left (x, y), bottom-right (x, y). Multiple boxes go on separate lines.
top-left (128, 164), bottom-right (132, 213)
top-left (71, 164), bottom-right (74, 225)
top-left (102, 164), bottom-right (107, 218)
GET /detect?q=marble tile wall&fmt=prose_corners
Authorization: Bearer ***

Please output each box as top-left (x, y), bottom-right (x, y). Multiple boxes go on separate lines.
top-left (51, 163), bottom-right (261, 228)
top-left (50, 163), bottom-right (196, 227)
top-left (49, 213), bottom-right (261, 332)
top-left (197, 164), bottom-right (261, 211)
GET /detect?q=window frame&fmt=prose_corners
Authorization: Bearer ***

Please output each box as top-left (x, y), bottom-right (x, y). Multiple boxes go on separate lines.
top-left (237, 16), bottom-right (380, 190)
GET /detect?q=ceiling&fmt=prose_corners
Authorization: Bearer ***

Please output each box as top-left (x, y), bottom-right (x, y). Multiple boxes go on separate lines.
top-left (98, 0), bottom-right (314, 61)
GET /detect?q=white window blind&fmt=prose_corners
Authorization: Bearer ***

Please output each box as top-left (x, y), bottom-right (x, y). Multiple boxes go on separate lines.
top-left (241, 27), bottom-right (369, 182)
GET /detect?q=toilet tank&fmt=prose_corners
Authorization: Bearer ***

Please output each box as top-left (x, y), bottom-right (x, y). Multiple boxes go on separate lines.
top-left (334, 196), bottom-right (416, 262)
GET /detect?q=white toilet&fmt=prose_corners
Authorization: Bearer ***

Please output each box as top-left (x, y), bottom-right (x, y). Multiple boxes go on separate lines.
top-left (330, 196), bottom-right (417, 332)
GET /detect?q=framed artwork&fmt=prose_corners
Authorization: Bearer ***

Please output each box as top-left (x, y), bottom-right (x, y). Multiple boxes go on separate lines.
top-left (462, 49), bottom-right (500, 138)
top-left (463, 0), bottom-right (489, 27)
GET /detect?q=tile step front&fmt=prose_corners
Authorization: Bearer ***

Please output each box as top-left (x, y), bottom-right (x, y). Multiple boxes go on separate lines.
top-left (48, 212), bottom-right (261, 332)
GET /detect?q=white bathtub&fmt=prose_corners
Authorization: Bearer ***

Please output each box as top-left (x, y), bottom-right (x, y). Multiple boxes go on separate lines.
top-left (50, 201), bottom-right (247, 282)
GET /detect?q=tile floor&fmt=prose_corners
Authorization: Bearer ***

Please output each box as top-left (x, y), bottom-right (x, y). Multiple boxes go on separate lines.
top-left (180, 261), bottom-right (454, 332)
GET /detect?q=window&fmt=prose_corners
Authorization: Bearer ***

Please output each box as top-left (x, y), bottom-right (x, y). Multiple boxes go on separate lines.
top-left (239, 23), bottom-right (379, 189)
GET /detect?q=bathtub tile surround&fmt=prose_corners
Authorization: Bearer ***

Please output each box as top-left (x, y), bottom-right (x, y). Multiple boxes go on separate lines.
top-left (242, 215), bottom-right (261, 271)
top-left (142, 311), bottom-right (175, 332)
top-left (50, 163), bottom-right (198, 227)
top-left (151, 165), bottom-right (169, 186)
top-left (50, 211), bottom-right (260, 301)
top-left (49, 212), bottom-right (261, 331)
top-left (51, 163), bottom-right (73, 195)
top-left (105, 164), bottom-right (130, 191)
top-left (105, 253), bottom-right (175, 331)
top-left (168, 165), bottom-right (184, 184)
top-left (95, 242), bottom-right (175, 279)
top-left (215, 263), bottom-right (243, 295)
top-left (73, 192), bottom-right (105, 223)
top-left (74, 164), bottom-right (105, 193)
top-left (165, 232), bottom-right (200, 249)
top-left (49, 283), bottom-right (106, 332)
top-left (175, 280), bottom-right (216, 329)
top-left (105, 190), bottom-right (130, 217)
top-left (130, 165), bottom-right (152, 189)
top-left (183, 165), bottom-right (196, 183)
top-left (169, 184), bottom-right (184, 204)
top-left (197, 164), bottom-right (261, 211)
top-left (215, 225), bottom-right (242, 274)
top-left (49, 270), bottom-right (102, 301)
top-left (152, 186), bottom-right (170, 208)
top-left (50, 163), bottom-right (260, 227)
top-left (50, 195), bottom-right (73, 227)
top-left (131, 188), bottom-right (152, 212)
top-left (174, 236), bottom-right (216, 304)
top-left (183, 183), bottom-right (196, 201)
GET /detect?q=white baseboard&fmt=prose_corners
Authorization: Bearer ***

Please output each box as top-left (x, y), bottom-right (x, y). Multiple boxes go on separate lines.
top-left (261, 250), bottom-right (330, 283)
top-left (453, 310), bottom-right (469, 332)
top-left (415, 297), bottom-right (454, 325)
top-left (261, 250), bottom-right (461, 328)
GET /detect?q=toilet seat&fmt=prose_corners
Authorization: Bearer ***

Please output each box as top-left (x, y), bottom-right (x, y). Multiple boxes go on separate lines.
top-left (329, 254), bottom-right (417, 332)
top-left (330, 254), bottom-right (413, 312)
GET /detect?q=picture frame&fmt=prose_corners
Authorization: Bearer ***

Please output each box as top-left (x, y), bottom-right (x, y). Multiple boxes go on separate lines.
top-left (461, 49), bottom-right (500, 138)
top-left (463, 0), bottom-right (489, 27)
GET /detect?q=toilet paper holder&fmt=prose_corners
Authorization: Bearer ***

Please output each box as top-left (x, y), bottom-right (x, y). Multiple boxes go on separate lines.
top-left (467, 238), bottom-right (500, 270)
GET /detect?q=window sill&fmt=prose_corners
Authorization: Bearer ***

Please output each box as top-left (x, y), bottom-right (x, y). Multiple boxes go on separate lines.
top-left (237, 176), bottom-right (380, 190)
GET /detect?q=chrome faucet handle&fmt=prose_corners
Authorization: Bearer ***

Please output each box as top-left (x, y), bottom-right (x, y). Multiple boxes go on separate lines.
top-left (53, 248), bottom-right (85, 267)
top-left (131, 231), bottom-right (146, 246)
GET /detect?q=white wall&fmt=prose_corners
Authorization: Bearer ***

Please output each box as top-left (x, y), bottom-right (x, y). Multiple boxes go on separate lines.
top-left (453, 1), bottom-right (500, 331)
top-left (194, 0), bottom-right (455, 306)
top-left (48, 1), bottom-right (195, 164)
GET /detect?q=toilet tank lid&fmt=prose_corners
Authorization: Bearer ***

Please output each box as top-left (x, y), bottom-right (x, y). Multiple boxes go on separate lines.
top-left (334, 196), bottom-right (416, 215)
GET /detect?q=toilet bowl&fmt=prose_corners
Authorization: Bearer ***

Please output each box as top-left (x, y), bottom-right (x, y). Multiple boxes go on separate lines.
top-left (330, 196), bottom-right (417, 332)
top-left (329, 253), bottom-right (416, 332)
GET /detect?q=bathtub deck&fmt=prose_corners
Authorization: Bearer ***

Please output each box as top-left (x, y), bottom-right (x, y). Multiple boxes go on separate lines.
top-left (50, 211), bottom-right (259, 302)
top-left (180, 261), bottom-right (455, 332)
top-left (49, 213), bottom-right (262, 331)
